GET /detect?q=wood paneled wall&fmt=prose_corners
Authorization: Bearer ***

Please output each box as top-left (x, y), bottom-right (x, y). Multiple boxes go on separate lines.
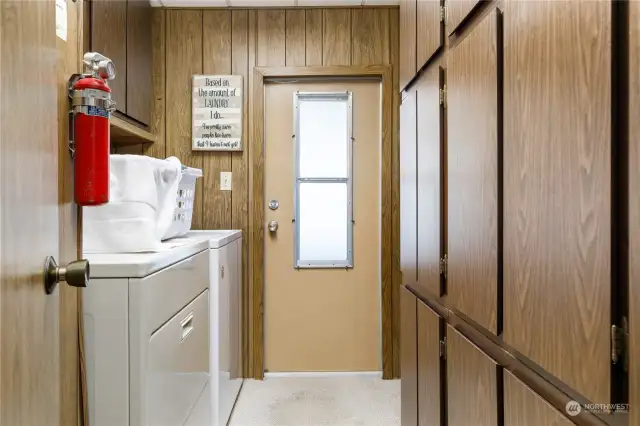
top-left (138, 7), bottom-right (400, 378)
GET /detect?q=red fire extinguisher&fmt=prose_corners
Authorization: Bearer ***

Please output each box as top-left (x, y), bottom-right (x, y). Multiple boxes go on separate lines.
top-left (69, 52), bottom-right (116, 206)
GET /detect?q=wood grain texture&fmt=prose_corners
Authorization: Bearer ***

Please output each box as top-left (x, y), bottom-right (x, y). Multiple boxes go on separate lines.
top-left (323, 9), bottom-right (351, 66)
top-left (146, 8), bottom-right (166, 159)
top-left (305, 9), bottom-right (323, 66)
top-left (111, 115), bottom-right (156, 145)
top-left (630, 2), bottom-right (640, 424)
top-left (399, 0), bottom-right (416, 91)
top-left (352, 8), bottom-right (389, 66)
top-left (1, 1), bottom-right (61, 425)
top-left (504, 371), bottom-right (574, 426)
top-left (231, 8), bottom-right (251, 378)
top-left (203, 10), bottom-right (232, 230)
top-left (416, 0), bottom-right (442, 70)
top-left (416, 66), bottom-right (442, 298)
top-left (447, 0), bottom-right (481, 35)
top-left (285, 9), bottom-right (305, 66)
top-left (390, 6), bottom-right (401, 379)
top-left (447, 10), bottom-right (498, 333)
top-left (166, 10), bottom-right (203, 229)
top-left (447, 325), bottom-right (497, 426)
top-left (257, 10), bottom-right (285, 67)
top-left (400, 91), bottom-right (418, 287)
top-left (58, 1), bottom-right (82, 425)
top-left (400, 287), bottom-right (418, 426)
top-left (417, 300), bottom-right (441, 426)
top-left (503, 0), bottom-right (611, 403)
top-left (91, 0), bottom-right (127, 113)
top-left (126, 0), bottom-right (152, 125)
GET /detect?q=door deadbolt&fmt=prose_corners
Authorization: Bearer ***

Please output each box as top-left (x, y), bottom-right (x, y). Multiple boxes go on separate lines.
top-left (44, 256), bottom-right (90, 294)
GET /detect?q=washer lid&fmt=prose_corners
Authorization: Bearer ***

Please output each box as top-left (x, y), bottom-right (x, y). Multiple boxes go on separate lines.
top-left (183, 230), bottom-right (242, 249)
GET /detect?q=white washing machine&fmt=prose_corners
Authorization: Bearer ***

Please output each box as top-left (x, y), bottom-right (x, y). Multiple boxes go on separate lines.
top-left (185, 230), bottom-right (244, 426)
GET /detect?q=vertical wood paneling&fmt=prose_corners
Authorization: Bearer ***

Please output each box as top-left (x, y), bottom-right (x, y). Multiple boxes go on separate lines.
top-left (503, 0), bottom-right (611, 404)
top-left (399, 0), bottom-right (416, 90)
top-left (305, 9), bottom-right (323, 66)
top-left (417, 301), bottom-right (441, 426)
top-left (400, 287), bottom-right (418, 426)
top-left (203, 10), bottom-right (232, 230)
top-left (166, 10), bottom-right (203, 229)
top-left (416, 0), bottom-right (442, 70)
top-left (447, 11), bottom-right (498, 333)
top-left (126, 0), bottom-right (152, 125)
top-left (416, 66), bottom-right (442, 298)
top-left (447, 326), bottom-right (497, 426)
top-left (352, 8), bottom-right (389, 66)
top-left (400, 93), bottom-right (417, 287)
top-left (147, 8), bottom-right (166, 159)
top-left (630, 1), bottom-right (640, 423)
top-left (231, 8), bottom-right (251, 378)
top-left (504, 371), bottom-right (574, 426)
top-left (323, 9), bottom-right (351, 66)
top-left (257, 10), bottom-right (285, 67)
top-left (390, 7), bottom-right (401, 378)
top-left (285, 10), bottom-right (305, 66)
top-left (447, 0), bottom-right (481, 35)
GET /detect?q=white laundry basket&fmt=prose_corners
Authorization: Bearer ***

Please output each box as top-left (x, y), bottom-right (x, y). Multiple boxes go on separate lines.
top-left (162, 166), bottom-right (203, 240)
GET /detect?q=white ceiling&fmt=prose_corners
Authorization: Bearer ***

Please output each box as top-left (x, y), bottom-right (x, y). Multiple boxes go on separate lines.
top-left (151, 0), bottom-right (399, 7)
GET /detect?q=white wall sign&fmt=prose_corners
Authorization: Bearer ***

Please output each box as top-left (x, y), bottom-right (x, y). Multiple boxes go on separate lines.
top-left (192, 75), bottom-right (243, 151)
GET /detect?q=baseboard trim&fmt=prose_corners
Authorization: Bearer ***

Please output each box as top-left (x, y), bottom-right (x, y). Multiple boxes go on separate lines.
top-left (263, 371), bottom-right (382, 379)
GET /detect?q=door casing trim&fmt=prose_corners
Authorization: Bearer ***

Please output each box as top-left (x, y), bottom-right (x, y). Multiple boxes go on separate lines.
top-left (251, 65), bottom-right (395, 379)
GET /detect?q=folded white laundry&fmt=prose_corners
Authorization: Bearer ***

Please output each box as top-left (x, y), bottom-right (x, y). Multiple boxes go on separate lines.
top-left (83, 155), bottom-right (183, 253)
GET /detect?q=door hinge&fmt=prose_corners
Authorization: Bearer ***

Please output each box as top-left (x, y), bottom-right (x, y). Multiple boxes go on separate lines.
top-left (439, 337), bottom-right (447, 359)
top-left (439, 85), bottom-right (447, 108)
top-left (611, 317), bottom-right (629, 372)
top-left (439, 254), bottom-right (448, 280)
top-left (440, 5), bottom-right (446, 22)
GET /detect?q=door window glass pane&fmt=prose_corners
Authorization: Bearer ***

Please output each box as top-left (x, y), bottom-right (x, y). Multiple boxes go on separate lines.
top-left (298, 182), bottom-right (348, 263)
top-left (298, 99), bottom-right (349, 178)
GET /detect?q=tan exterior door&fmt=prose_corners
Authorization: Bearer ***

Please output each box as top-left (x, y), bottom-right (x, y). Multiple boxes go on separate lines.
top-left (1, 1), bottom-right (80, 425)
top-left (264, 80), bottom-right (381, 372)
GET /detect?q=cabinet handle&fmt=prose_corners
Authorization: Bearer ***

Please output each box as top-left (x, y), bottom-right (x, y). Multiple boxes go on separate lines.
top-left (180, 312), bottom-right (195, 341)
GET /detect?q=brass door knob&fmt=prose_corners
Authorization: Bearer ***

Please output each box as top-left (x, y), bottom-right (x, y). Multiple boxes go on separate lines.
top-left (44, 256), bottom-right (90, 294)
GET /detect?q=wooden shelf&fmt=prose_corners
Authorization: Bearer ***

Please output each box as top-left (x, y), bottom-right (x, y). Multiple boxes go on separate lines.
top-left (110, 115), bottom-right (155, 145)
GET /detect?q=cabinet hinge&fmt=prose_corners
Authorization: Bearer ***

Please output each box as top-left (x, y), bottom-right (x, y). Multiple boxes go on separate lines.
top-left (611, 317), bottom-right (629, 372)
top-left (439, 254), bottom-right (448, 280)
top-left (439, 337), bottom-right (447, 359)
top-left (439, 85), bottom-right (447, 109)
top-left (440, 5), bottom-right (446, 22)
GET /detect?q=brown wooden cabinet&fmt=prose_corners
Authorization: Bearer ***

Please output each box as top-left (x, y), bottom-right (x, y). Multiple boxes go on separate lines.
top-left (91, 0), bottom-right (152, 126)
top-left (446, 325), bottom-right (497, 426)
top-left (400, 286), bottom-right (418, 426)
top-left (400, 91), bottom-right (418, 287)
top-left (446, 0), bottom-right (481, 35)
top-left (504, 371), bottom-right (574, 426)
top-left (399, 0), bottom-right (416, 92)
top-left (416, 0), bottom-right (443, 71)
top-left (447, 9), bottom-right (500, 334)
top-left (417, 300), bottom-right (441, 426)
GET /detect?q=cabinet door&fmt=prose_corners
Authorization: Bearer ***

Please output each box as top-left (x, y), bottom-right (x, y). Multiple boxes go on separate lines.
top-left (447, 326), bottom-right (497, 426)
top-left (92, 0), bottom-right (127, 114)
top-left (399, 0), bottom-right (416, 91)
top-left (400, 91), bottom-right (418, 287)
top-left (400, 287), bottom-right (418, 426)
top-left (416, 0), bottom-right (443, 70)
top-left (416, 66), bottom-right (442, 297)
top-left (417, 300), bottom-right (441, 426)
top-left (630, 1), bottom-right (640, 424)
top-left (503, 0), bottom-right (611, 404)
top-left (126, 0), bottom-right (152, 125)
top-left (447, 10), bottom-right (500, 334)
top-left (504, 371), bottom-right (574, 426)
top-left (447, 0), bottom-right (481, 35)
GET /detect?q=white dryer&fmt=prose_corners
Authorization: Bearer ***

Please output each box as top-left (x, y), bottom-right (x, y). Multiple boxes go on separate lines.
top-left (185, 230), bottom-right (244, 426)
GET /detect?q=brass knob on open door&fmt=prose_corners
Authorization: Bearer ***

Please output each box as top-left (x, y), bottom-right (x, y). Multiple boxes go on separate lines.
top-left (44, 256), bottom-right (90, 294)
top-left (268, 220), bottom-right (279, 233)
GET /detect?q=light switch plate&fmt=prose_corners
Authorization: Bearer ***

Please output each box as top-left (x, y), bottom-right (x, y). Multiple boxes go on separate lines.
top-left (220, 172), bottom-right (232, 191)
